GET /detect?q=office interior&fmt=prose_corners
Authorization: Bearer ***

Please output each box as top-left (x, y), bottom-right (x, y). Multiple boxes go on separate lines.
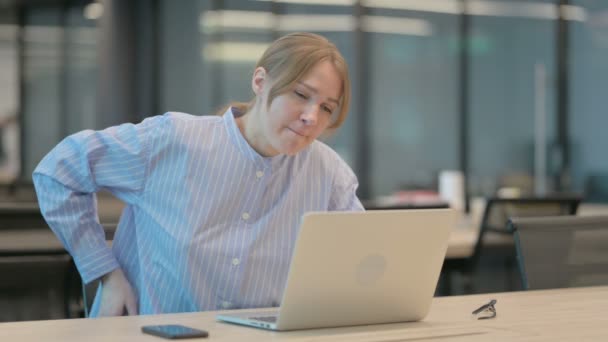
top-left (0, 0), bottom-right (607, 323)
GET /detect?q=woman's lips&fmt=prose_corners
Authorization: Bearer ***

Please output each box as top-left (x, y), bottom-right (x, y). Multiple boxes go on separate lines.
top-left (288, 127), bottom-right (307, 137)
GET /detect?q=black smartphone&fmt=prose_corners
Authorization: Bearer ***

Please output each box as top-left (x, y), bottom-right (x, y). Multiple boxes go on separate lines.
top-left (141, 324), bottom-right (209, 339)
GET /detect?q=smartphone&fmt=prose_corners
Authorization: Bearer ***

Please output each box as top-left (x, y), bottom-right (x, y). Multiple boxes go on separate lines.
top-left (141, 324), bottom-right (209, 339)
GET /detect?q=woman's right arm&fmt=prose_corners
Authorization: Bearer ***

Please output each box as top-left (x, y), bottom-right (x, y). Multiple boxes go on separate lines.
top-left (32, 115), bottom-right (169, 314)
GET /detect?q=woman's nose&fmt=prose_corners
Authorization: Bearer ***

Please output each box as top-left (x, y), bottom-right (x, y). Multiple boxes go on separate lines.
top-left (300, 105), bottom-right (319, 125)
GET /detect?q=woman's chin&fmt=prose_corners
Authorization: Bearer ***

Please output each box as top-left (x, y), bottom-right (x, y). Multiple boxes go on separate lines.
top-left (284, 149), bottom-right (300, 156)
top-left (278, 142), bottom-right (305, 156)
top-left (274, 134), bottom-right (311, 155)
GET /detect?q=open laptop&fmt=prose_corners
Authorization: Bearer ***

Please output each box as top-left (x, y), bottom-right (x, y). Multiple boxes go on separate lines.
top-left (216, 209), bottom-right (455, 331)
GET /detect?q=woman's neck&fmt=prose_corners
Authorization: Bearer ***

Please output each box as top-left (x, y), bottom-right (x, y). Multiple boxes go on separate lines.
top-left (235, 107), bottom-right (279, 157)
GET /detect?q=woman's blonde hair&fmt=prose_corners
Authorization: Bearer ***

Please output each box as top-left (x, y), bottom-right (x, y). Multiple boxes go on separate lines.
top-left (222, 32), bottom-right (350, 130)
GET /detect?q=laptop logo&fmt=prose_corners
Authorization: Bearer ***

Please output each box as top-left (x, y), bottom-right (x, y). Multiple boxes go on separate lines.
top-left (356, 254), bottom-right (387, 286)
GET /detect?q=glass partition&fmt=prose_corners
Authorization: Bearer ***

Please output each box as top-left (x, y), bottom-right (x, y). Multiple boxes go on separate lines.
top-left (0, 11), bottom-right (19, 183)
top-left (570, 0), bottom-right (608, 201)
top-left (22, 3), bottom-right (98, 178)
top-left (366, 3), bottom-right (459, 197)
top-left (468, 0), bottom-right (558, 197)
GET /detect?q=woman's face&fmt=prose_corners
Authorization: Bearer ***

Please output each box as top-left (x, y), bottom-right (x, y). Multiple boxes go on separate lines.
top-left (257, 60), bottom-right (343, 156)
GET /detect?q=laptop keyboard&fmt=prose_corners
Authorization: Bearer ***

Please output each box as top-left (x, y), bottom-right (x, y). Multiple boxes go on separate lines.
top-left (251, 316), bottom-right (277, 323)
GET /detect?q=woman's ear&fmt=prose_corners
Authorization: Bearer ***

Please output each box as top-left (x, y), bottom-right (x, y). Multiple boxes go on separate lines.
top-left (251, 67), bottom-right (267, 96)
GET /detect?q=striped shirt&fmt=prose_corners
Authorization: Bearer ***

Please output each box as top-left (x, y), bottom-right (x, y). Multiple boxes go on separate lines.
top-left (32, 108), bottom-right (363, 316)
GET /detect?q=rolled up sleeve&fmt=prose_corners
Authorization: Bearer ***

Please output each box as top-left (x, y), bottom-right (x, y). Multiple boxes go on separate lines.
top-left (32, 115), bottom-right (167, 283)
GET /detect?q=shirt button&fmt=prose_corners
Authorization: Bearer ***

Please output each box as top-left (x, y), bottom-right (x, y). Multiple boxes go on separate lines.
top-left (242, 212), bottom-right (250, 220)
top-left (232, 258), bottom-right (240, 266)
top-left (256, 171), bottom-right (264, 178)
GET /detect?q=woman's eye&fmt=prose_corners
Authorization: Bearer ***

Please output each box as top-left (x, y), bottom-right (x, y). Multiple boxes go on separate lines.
top-left (294, 91), bottom-right (308, 99)
top-left (323, 106), bottom-right (333, 114)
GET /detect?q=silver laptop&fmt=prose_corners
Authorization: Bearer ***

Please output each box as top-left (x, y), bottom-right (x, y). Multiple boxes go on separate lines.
top-left (216, 209), bottom-right (455, 331)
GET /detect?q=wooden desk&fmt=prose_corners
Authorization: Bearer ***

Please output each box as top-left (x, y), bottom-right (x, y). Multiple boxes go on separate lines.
top-left (578, 203), bottom-right (608, 216)
top-left (1, 286), bottom-right (606, 341)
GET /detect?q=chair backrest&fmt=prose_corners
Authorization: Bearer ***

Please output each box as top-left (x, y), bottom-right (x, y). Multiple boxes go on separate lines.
top-left (510, 215), bottom-right (608, 290)
top-left (585, 174), bottom-right (608, 203)
top-left (469, 196), bottom-right (581, 269)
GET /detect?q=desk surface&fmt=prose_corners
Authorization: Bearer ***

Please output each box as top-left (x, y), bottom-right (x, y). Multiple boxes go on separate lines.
top-left (1, 286), bottom-right (606, 341)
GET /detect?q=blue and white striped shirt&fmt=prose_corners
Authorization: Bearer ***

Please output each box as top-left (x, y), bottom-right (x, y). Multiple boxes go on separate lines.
top-left (33, 108), bottom-right (363, 316)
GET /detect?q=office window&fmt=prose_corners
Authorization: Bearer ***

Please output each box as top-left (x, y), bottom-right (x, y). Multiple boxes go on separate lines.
top-left (159, 0), bottom-right (204, 114)
top-left (366, 5), bottom-right (459, 197)
top-left (468, 0), bottom-right (558, 197)
top-left (204, 0), bottom-right (275, 112)
top-left (157, 0), bottom-right (594, 200)
top-left (64, 6), bottom-right (98, 135)
top-left (22, 7), bottom-right (64, 178)
top-left (160, 0), bottom-right (274, 116)
top-left (569, 0), bottom-right (608, 197)
top-left (0, 11), bottom-right (19, 182)
top-left (22, 4), bottom-right (98, 178)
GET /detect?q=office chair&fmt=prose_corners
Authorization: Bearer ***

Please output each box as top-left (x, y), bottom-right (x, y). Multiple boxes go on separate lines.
top-left (509, 215), bottom-right (608, 290)
top-left (585, 173), bottom-right (608, 203)
top-left (0, 254), bottom-right (76, 321)
top-left (0, 202), bottom-right (84, 320)
top-left (440, 196), bottom-right (581, 295)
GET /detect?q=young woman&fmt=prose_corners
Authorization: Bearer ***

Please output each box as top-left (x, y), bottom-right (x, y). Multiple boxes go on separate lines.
top-left (33, 32), bottom-right (363, 317)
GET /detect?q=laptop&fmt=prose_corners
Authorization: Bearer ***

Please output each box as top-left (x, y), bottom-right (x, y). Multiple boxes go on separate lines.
top-left (216, 209), bottom-right (455, 331)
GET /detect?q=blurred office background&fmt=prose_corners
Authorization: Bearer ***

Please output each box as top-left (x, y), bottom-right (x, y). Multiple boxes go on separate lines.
top-left (1, 0), bottom-right (608, 321)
